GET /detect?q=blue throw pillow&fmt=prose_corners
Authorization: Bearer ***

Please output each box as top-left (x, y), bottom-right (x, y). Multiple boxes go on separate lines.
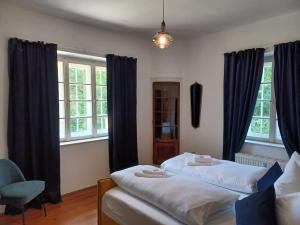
top-left (257, 162), bottom-right (283, 192)
top-left (235, 185), bottom-right (278, 225)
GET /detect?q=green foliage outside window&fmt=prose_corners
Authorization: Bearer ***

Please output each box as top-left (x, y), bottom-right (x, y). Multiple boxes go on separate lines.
top-left (96, 86), bottom-right (107, 100)
top-left (263, 63), bottom-right (272, 82)
top-left (96, 67), bottom-right (107, 85)
top-left (97, 117), bottom-right (107, 130)
top-left (59, 61), bottom-right (108, 139)
top-left (71, 118), bottom-right (87, 132)
top-left (248, 62), bottom-right (272, 138)
top-left (96, 101), bottom-right (107, 116)
top-left (69, 67), bottom-right (76, 83)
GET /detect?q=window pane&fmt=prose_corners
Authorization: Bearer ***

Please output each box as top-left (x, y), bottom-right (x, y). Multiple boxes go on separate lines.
top-left (248, 60), bottom-right (274, 141)
top-left (248, 118), bottom-right (270, 139)
top-left (69, 67), bottom-right (76, 83)
top-left (257, 86), bottom-right (262, 100)
top-left (262, 101), bottom-right (270, 117)
top-left (59, 119), bottom-right (65, 139)
top-left (59, 101), bottom-right (65, 118)
top-left (96, 67), bottom-right (107, 85)
top-left (96, 86), bottom-right (107, 100)
top-left (97, 116), bottom-right (108, 135)
top-left (263, 62), bottom-right (272, 82)
top-left (77, 85), bottom-right (92, 100)
top-left (262, 119), bottom-right (270, 134)
top-left (262, 83), bottom-right (271, 100)
top-left (58, 61), bottom-right (64, 82)
top-left (70, 101), bottom-right (92, 117)
top-left (96, 101), bottom-right (107, 116)
top-left (59, 83), bottom-right (64, 100)
top-left (250, 118), bottom-right (261, 133)
top-left (70, 117), bottom-right (93, 137)
top-left (253, 101), bottom-right (262, 117)
top-left (69, 63), bottom-right (91, 84)
top-left (69, 84), bottom-right (92, 100)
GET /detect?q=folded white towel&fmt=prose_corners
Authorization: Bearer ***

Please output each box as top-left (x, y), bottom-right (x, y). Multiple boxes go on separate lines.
top-left (194, 155), bottom-right (212, 163)
top-left (186, 161), bottom-right (213, 166)
top-left (195, 155), bottom-right (211, 159)
top-left (142, 169), bottom-right (166, 176)
top-left (134, 172), bottom-right (171, 178)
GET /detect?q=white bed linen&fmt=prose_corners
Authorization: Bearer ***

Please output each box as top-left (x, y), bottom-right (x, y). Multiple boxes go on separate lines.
top-left (102, 187), bottom-right (237, 225)
top-left (161, 153), bottom-right (267, 193)
top-left (102, 187), bottom-right (183, 225)
top-left (111, 165), bottom-right (239, 225)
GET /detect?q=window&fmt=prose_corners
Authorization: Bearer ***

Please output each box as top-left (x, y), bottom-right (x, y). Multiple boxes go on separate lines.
top-left (58, 55), bottom-right (108, 142)
top-left (247, 54), bottom-right (282, 143)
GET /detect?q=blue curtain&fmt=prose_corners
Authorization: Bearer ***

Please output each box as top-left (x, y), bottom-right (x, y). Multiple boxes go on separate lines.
top-left (106, 54), bottom-right (138, 172)
top-left (274, 41), bottom-right (300, 157)
top-left (7, 38), bottom-right (61, 213)
top-left (223, 48), bottom-right (265, 161)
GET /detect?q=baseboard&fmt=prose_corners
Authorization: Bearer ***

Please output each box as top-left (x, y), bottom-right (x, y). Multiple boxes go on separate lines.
top-left (62, 185), bottom-right (97, 198)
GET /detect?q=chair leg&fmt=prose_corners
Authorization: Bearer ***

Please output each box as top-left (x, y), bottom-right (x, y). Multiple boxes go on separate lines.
top-left (22, 208), bottom-right (26, 225)
top-left (43, 202), bottom-right (47, 217)
top-left (41, 192), bottom-right (47, 217)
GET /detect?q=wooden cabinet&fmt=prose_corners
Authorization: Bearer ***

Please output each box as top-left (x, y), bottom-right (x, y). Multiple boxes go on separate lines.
top-left (153, 82), bottom-right (180, 165)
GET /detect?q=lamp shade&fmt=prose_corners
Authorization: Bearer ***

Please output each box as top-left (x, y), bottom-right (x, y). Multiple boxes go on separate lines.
top-left (153, 21), bottom-right (173, 49)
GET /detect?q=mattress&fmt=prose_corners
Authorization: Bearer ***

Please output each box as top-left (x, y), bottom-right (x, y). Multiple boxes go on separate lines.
top-left (102, 187), bottom-right (238, 225)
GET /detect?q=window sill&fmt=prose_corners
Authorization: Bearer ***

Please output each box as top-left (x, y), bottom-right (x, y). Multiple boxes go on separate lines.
top-left (245, 139), bottom-right (285, 149)
top-left (60, 136), bottom-right (108, 146)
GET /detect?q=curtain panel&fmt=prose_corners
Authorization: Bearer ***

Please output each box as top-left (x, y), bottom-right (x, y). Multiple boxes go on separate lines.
top-left (106, 54), bottom-right (138, 173)
top-left (7, 38), bottom-right (61, 213)
top-left (274, 41), bottom-right (300, 157)
top-left (223, 48), bottom-right (265, 161)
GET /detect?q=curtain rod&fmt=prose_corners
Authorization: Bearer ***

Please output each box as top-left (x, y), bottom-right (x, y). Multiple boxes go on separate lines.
top-left (58, 46), bottom-right (106, 59)
top-left (224, 38), bottom-right (297, 54)
top-left (5, 35), bottom-right (107, 59)
top-left (225, 45), bottom-right (274, 54)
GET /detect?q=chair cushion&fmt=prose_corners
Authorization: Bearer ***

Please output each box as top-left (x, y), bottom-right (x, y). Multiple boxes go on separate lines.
top-left (0, 181), bottom-right (45, 205)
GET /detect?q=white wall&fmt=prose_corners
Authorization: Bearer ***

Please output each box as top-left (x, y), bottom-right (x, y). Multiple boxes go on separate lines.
top-left (180, 10), bottom-right (300, 160)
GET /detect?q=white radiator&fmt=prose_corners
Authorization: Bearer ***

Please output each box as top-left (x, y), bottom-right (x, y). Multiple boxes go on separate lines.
top-left (235, 153), bottom-right (287, 170)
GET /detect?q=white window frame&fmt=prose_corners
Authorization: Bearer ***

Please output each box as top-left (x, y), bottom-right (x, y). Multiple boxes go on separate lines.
top-left (58, 54), bottom-right (108, 142)
top-left (247, 53), bottom-right (282, 144)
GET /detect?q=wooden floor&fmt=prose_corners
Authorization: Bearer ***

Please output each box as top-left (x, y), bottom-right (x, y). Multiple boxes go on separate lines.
top-left (0, 186), bottom-right (97, 225)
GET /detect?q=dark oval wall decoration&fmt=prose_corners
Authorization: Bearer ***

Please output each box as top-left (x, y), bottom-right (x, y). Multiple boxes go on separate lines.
top-left (190, 82), bottom-right (202, 128)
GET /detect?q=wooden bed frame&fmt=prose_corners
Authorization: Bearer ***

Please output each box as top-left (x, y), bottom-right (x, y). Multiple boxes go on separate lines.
top-left (97, 178), bottom-right (120, 225)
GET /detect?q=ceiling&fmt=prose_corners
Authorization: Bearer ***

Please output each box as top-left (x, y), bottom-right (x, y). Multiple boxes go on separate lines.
top-left (12, 0), bottom-right (300, 39)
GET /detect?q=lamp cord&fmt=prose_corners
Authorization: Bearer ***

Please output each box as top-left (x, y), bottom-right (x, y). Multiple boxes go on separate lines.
top-left (163, 0), bottom-right (165, 21)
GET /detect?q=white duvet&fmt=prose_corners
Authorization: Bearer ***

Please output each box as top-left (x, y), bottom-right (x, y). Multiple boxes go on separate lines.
top-left (161, 153), bottom-right (267, 193)
top-left (111, 165), bottom-right (239, 225)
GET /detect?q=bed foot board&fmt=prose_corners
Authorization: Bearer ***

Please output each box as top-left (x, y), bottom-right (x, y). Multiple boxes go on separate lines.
top-left (97, 178), bottom-right (119, 225)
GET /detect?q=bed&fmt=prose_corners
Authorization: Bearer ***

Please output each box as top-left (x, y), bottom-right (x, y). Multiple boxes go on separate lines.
top-left (98, 178), bottom-right (238, 225)
top-left (97, 153), bottom-right (267, 225)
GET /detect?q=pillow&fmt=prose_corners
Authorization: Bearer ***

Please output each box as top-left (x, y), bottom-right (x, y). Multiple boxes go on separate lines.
top-left (257, 162), bottom-right (283, 192)
top-left (161, 152), bottom-right (267, 193)
top-left (276, 192), bottom-right (300, 225)
top-left (275, 151), bottom-right (300, 196)
top-left (235, 185), bottom-right (278, 225)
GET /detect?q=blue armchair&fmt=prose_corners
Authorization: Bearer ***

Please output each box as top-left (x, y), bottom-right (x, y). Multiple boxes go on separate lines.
top-left (0, 159), bottom-right (47, 225)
